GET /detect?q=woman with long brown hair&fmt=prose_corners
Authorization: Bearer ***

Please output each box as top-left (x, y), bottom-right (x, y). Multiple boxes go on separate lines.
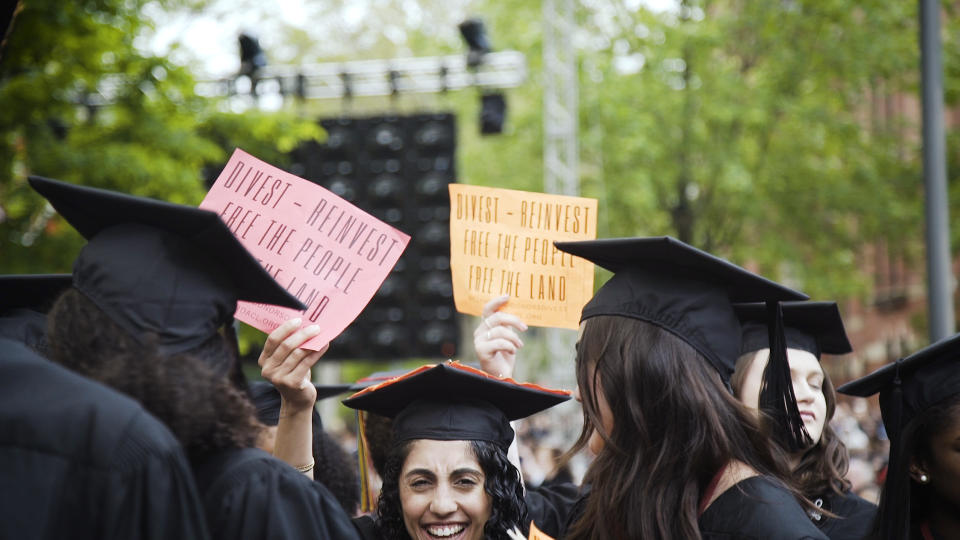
top-left (490, 236), bottom-right (828, 539)
top-left (731, 301), bottom-right (876, 539)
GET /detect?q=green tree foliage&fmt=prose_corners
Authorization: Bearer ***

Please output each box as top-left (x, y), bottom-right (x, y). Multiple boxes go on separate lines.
top-left (0, 0), bottom-right (322, 275)
top-left (215, 0), bottom-right (938, 304)
top-left (575, 0), bottom-right (923, 299)
top-left (316, 0), bottom-right (930, 302)
top-left (942, 2), bottom-right (960, 257)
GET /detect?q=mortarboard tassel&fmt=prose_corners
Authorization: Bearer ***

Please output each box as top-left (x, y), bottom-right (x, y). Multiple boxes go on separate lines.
top-left (356, 410), bottom-right (376, 514)
top-left (224, 318), bottom-right (252, 394)
top-left (879, 359), bottom-right (908, 540)
top-left (758, 301), bottom-right (811, 453)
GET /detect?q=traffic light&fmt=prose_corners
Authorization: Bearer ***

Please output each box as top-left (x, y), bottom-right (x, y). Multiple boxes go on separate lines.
top-left (289, 112), bottom-right (459, 360)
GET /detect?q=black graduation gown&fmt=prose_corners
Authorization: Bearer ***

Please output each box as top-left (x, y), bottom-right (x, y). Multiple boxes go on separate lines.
top-left (352, 514), bottom-right (380, 539)
top-left (0, 308), bottom-right (48, 350)
top-left (914, 521), bottom-right (949, 540)
top-left (699, 476), bottom-right (829, 540)
top-left (0, 338), bottom-right (210, 540)
top-left (193, 447), bottom-right (361, 540)
top-left (810, 490), bottom-right (876, 540)
top-left (524, 481), bottom-right (588, 538)
top-left (518, 477), bottom-right (829, 539)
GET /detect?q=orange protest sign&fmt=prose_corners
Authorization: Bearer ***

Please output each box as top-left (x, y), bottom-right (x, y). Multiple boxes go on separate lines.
top-left (449, 184), bottom-right (597, 329)
top-left (528, 522), bottom-right (555, 540)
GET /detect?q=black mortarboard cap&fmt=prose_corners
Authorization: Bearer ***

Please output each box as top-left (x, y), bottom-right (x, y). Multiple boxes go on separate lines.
top-left (736, 301), bottom-right (853, 359)
top-left (348, 364), bottom-right (483, 392)
top-left (28, 176), bottom-right (306, 354)
top-left (348, 368), bottom-right (415, 392)
top-left (249, 380), bottom-right (353, 426)
top-left (555, 236), bottom-right (811, 452)
top-left (838, 333), bottom-right (960, 447)
top-left (554, 236), bottom-right (807, 378)
top-left (837, 333), bottom-right (960, 539)
top-left (342, 361), bottom-right (570, 450)
top-left (0, 274), bottom-right (72, 349)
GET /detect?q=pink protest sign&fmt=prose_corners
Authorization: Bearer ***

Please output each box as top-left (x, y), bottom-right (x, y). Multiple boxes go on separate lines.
top-left (199, 148), bottom-right (410, 350)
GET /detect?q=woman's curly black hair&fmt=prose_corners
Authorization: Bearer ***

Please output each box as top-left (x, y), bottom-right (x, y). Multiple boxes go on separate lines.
top-left (46, 288), bottom-right (261, 462)
top-left (376, 439), bottom-right (527, 540)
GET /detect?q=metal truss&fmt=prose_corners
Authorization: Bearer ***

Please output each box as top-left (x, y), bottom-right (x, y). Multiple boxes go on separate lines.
top-left (193, 50), bottom-right (527, 100)
top-left (542, 0), bottom-right (581, 385)
top-left (542, 0), bottom-right (579, 198)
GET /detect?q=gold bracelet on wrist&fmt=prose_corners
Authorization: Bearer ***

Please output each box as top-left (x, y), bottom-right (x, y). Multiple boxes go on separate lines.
top-left (295, 460), bottom-right (315, 474)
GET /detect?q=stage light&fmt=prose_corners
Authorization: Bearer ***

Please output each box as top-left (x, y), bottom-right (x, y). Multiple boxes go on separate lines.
top-left (326, 176), bottom-right (357, 202)
top-left (414, 120), bottom-right (453, 150)
top-left (324, 125), bottom-right (353, 155)
top-left (458, 18), bottom-right (491, 67)
top-left (366, 119), bottom-right (404, 155)
top-left (288, 113), bottom-right (459, 360)
top-left (480, 92), bottom-right (507, 134)
top-left (238, 32), bottom-right (267, 78)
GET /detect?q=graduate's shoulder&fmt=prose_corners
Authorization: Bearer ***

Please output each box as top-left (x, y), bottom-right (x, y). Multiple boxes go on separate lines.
top-left (700, 476), bottom-right (828, 540)
top-left (195, 447), bottom-right (361, 539)
top-left (817, 490), bottom-right (877, 540)
top-left (0, 338), bottom-right (183, 470)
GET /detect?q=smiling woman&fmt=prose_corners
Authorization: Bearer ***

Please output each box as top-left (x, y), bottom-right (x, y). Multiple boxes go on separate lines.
top-left (395, 439), bottom-right (492, 540)
top-left (342, 361), bottom-right (570, 539)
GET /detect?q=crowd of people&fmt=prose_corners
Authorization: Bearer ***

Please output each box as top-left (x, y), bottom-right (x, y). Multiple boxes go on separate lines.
top-left (832, 397), bottom-right (889, 505)
top-left (2, 176), bottom-right (960, 540)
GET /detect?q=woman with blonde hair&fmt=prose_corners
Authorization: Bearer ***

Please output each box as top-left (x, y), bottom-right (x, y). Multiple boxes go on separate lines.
top-left (731, 301), bottom-right (876, 538)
